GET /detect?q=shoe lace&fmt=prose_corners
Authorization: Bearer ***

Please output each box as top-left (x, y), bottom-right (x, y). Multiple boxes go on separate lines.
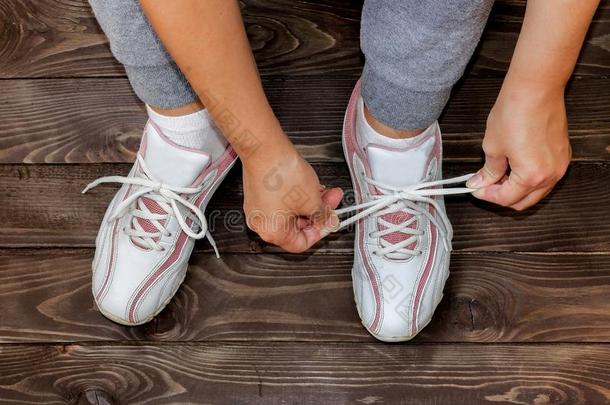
top-left (332, 174), bottom-right (475, 260)
top-left (82, 154), bottom-right (219, 258)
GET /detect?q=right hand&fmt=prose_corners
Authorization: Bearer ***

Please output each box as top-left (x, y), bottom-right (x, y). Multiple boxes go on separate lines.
top-left (242, 144), bottom-right (343, 253)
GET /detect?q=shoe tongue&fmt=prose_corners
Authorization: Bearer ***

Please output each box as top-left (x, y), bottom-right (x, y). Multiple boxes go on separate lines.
top-left (142, 123), bottom-right (210, 187)
top-left (366, 134), bottom-right (436, 188)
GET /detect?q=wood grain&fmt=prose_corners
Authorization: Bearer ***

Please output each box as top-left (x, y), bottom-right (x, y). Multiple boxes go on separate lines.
top-left (0, 343), bottom-right (609, 404)
top-left (1, 1), bottom-right (609, 403)
top-left (1, 249), bottom-right (609, 343)
top-left (0, 0), bottom-right (608, 78)
top-left (1, 162), bottom-right (608, 252)
top-left (473, 0), bottom-right (610, 76)
top-left (1, 76), bottom-right (609, 164)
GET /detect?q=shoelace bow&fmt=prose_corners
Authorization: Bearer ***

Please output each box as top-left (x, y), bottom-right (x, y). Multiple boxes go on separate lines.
top-left (82, 154), bottom-right (219, 258)
top-left (332, 174), bottom-right (476, 260)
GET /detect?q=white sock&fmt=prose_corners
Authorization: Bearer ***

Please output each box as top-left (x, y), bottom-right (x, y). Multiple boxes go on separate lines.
top-left (357, 96), bottom-right (436, 148)
top-left (146, 105), bottom-right (228, 161)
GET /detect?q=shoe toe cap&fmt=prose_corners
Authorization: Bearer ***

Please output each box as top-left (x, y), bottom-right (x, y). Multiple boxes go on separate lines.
top-left (92, 235), bottom-right (190, 325)
top-left (354, 279), bottom-right (444, 342)
top-left (94, 267), bottom-right (185, 326)
top-left (94, 292), bottom-right (137, 326)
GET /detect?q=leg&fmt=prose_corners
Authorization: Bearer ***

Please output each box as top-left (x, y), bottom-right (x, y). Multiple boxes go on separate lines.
top-left (86, 0), bottom-right (235, 324)
top-left (343, 0), bottom-right (495, 342)
top-left (89, 0), bottom-right (227, 153)
top-left (88, 0), bottom-right (197, 110)
top-left (361, 0), bottom-right (495, 133)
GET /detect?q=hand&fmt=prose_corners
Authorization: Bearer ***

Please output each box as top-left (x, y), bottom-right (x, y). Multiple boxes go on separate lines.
top-left (466, 82), bottom-right (572, 210)
top-left (243, 144), bottom-right (343, 253)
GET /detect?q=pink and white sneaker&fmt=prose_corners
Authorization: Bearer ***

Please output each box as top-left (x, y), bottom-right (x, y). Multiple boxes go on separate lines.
top-left (337, 81), bottom-right (473, 342)
top-left (83, 121), bottom-right (237, 325)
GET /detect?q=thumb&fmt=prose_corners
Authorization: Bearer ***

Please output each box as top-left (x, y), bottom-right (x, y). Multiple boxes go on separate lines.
top-left (466, 154), bottom-right (508, 189)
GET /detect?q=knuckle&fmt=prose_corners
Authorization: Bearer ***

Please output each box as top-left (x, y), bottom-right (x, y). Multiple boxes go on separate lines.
top-left (555, 161), bottom-right (570, 180)
top-left (481, 141), bottom-right (501, 158)
top-left (512, 204), bottom-right (527, 212)
top-left (521, 170), bottom-right (549, 187)
top-left (257, 231), bottom-right (277, 245)
top-left (245, 219), bottom-right (257, 233)
top-left (291, 246), bottom-right (307, 254)
top-left (497, 198), bottom-right (514, 208)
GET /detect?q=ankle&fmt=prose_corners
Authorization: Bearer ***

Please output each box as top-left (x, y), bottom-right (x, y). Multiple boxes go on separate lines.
top-left (364, 105), bottom-right (425, 139)
top-left (145, 102), bottom-right (228, 159)
top-left (148, 100), bottom-right (206, 117)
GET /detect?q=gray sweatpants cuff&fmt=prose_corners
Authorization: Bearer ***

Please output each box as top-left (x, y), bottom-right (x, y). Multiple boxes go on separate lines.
top-left (124, 63), bottom-right (198, 109)
top-left (361, 65), bottom-right (452, 131)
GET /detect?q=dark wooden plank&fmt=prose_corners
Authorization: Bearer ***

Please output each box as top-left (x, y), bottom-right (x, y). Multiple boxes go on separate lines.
top-left (0, 0), bottom-right (362, 78)
top-left (0, 343), bottom-right (609, 404)
top-left (1, 0), bottom-right (608, 78)
top-left (1, 249), bottom-right (609, 343)
top-left (0, 162), bottom-right (608, 252)
top-left (1, 76), bottom-right (609, 164)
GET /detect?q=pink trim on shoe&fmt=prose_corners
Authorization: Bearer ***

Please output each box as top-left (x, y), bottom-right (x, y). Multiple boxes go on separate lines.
top-left (95, 171), bottom-right (138, 304)
top-left (147, 121), bottom-right (212, 158)
top-left (343, 80), bottom-right (384, 334)
top-left (406, 132), bottom-right (442, 335)
top-left (411, 215), bottom-right (437, 335)
top-left (126, 147), bottom-right (237, 323)
top-left (128, 221), bottom-right (191, 323)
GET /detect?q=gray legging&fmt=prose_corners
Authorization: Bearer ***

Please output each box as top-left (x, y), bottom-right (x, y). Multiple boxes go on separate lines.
top-left (88, 0), bottom-right (494, 130)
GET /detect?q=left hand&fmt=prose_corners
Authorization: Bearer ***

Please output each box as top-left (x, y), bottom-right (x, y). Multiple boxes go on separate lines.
top-left (466, 82), bottom-right (572, 211)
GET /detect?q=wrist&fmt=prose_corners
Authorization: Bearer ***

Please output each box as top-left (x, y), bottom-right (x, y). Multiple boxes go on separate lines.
top-left (241, 132), bottom-right (299, 174)
top-left (502, 68), bottom-right (565, 98)
top-left (499, 72), bottom-right (565, 109)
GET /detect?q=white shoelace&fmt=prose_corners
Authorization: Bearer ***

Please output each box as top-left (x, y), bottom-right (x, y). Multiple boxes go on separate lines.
top-left (82, 154), bottom-right (219, 257)
top-left (332, 174), bottom-right (476, 260)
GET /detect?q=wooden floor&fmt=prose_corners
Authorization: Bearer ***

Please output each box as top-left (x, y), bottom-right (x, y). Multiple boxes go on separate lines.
top-left (1, 0), bottom-right (610, 404)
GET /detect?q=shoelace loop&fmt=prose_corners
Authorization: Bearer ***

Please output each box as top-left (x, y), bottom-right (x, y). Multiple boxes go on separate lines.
top-left (82, 154), bottom-right (219, 258)
top-left (332, 174), bottom-right (476, 260)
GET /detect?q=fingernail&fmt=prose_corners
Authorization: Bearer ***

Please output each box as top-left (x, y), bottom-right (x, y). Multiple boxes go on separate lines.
top-left (326, 213), bottom-right (339, 228)
top-left (321, 213), bottom-right (340, 237)
top-left (466, 172), bottom-right (483, 188)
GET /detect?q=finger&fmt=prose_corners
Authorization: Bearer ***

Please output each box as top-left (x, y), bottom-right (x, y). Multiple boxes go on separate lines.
top-left (321, 187), bottom-right (343, 209)
top-left (280, 187), bottom-right (344, 251)
top-left (276, 220), bottom-right (322, 253)
top-left (509, 186), bottom-right (552, 211)
top-left (307, 187), bottom-right (343, 229)
top-left (296, 217), bottom-right (312, 229)
top-left (472, 171), bottom-right (531, 207)
top-left (466, 155), bottom-right (509, 189)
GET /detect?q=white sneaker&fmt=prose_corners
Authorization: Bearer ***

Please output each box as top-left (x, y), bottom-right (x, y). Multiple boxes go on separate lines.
top-left (338, 80), bottom-right (473, 342)
top-left (83, 121), bottom-right (237, 325)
